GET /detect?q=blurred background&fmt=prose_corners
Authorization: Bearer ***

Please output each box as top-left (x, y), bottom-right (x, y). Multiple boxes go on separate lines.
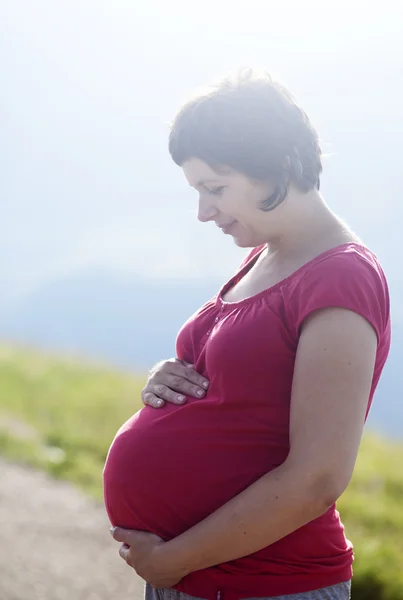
top-left (1, 1), bottom-right (402, 599)
top-left (2, 0), bottom-right (403, 432)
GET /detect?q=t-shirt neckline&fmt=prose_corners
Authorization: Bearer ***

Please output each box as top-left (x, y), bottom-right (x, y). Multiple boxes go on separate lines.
top-left (217, 241), bottom-right (368, 310)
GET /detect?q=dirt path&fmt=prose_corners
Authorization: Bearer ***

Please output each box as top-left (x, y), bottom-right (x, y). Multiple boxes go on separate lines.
top-left (0, 457), bottom-right (144, 600)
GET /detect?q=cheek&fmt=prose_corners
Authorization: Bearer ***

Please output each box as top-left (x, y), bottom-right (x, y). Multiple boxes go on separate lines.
top-left (221, 190), bottom-right (248, 216)
top-left (235, 182), bottom-right (264, 216)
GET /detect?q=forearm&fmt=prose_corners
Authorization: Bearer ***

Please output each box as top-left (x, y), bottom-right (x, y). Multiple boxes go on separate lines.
top-left (163, 461), bottom-right (333, 575)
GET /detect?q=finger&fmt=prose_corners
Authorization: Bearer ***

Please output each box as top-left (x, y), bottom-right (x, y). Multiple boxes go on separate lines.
top-left (149, 383), bottom-right (187, 405)
top-left (111, 526), bottom-right (133, 544)
top-left (119, 543), bottom-right (131, 562)
top-left (168, 374), bottom-right (205, 399)
top-left (158, 359), bottom-right (210, 395)
top-left (142, 391), bottom-right (165, 408)
top-left (165, 371), bottom-right (208, 399)
top-left (177, 364), bottom-right (210, 392)
top-left (180, 360), bottom-right (194, 368)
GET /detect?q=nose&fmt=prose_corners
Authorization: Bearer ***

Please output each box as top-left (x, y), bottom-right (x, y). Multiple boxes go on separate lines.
top-left (197, 194), bottom-right (218, 223)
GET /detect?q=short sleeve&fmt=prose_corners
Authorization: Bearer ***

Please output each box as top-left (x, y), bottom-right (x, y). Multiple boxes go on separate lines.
top-left (286, 248), bottom-right (390, 345)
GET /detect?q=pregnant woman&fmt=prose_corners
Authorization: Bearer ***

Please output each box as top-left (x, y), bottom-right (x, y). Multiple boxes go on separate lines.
top-left (103, 68), bottom-right (391, 600)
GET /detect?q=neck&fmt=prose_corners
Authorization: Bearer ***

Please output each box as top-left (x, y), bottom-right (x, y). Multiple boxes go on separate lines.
top-left (264, 190), bottom-right (353, 259)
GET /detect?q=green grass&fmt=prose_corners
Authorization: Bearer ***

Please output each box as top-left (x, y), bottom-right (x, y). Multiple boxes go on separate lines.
top-left (337, 436), bottom-right (403, 599)
top-left (1, 344), bottom-right (402, 599)
top-left (0, 345), bottom-right (145, 498)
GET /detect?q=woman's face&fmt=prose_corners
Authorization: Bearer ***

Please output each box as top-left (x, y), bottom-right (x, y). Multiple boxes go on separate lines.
top-left (182, 158), bottom-right (276, 248)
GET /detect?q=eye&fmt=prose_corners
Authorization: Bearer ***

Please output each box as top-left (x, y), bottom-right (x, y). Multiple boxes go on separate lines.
top-left (207, 186), bottom-right (226, 197)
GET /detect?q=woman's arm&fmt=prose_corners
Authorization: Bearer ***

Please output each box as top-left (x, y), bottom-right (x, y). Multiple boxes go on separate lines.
top-left (159, 306), bottom-right (377, 575)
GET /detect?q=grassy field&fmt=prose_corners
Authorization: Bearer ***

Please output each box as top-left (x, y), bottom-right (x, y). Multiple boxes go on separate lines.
top-left (1, 344), bottom-right (402, 599)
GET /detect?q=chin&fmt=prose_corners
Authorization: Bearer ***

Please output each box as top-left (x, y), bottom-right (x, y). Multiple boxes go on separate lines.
top-left (233, 239), bottom-right (251, 248)
top-left (232, 234), bottom-right (262, 249)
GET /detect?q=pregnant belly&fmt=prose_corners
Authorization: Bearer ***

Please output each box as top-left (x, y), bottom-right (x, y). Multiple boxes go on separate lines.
top-left (103, 400), bottom-right (285, 540)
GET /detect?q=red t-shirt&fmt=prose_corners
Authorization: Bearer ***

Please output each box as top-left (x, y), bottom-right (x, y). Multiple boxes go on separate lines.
top-left (103, 242), bottom-right (391, 599)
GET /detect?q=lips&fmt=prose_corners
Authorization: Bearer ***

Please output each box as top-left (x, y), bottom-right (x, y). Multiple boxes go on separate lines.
top-left (218, 221), bottom-right (236, 234)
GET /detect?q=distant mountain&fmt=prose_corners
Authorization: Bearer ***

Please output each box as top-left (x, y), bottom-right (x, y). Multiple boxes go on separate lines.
top-left (0, 268), bottom-right (401, 438)
top-left (0, 269), bottom-right (222, 369)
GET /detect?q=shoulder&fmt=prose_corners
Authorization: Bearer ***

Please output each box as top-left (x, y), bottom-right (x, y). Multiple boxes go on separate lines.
top-left (295, 243), bottom-right (387, 288)
top-left (285, 243), bottom-right (390, 343)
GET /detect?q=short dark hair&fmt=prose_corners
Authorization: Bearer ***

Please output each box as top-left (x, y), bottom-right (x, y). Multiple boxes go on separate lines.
top-left (169, 68), bottom-right (322, 210)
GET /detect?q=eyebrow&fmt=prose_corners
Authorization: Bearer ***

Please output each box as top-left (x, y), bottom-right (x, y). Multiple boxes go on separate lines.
top-left (188, 178), bottom-right (222, 189)
top-left (196, 178), bottom-right (222, 186)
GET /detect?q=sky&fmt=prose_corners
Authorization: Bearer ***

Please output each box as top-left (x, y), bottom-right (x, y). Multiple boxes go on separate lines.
top-left (2, 0), bottom-right (402, 308)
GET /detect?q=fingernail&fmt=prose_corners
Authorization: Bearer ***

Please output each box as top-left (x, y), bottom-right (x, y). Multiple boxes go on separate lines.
top-left (202, 381), bottom-right (209, 389)
top-left (156, 400), bottom-right (163, 407)
top-left (177, 395), bottom-right (185, 403)
top-left (197, 390), bottom-right (204, 397)
top-left (110, 527), bottom-right (116, 536)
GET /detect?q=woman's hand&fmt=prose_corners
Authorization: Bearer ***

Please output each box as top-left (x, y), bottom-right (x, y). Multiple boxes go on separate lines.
top-left (110, 527), bottom-right (188, 588)
top-left (141, 358), bottom-right (209, 408)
